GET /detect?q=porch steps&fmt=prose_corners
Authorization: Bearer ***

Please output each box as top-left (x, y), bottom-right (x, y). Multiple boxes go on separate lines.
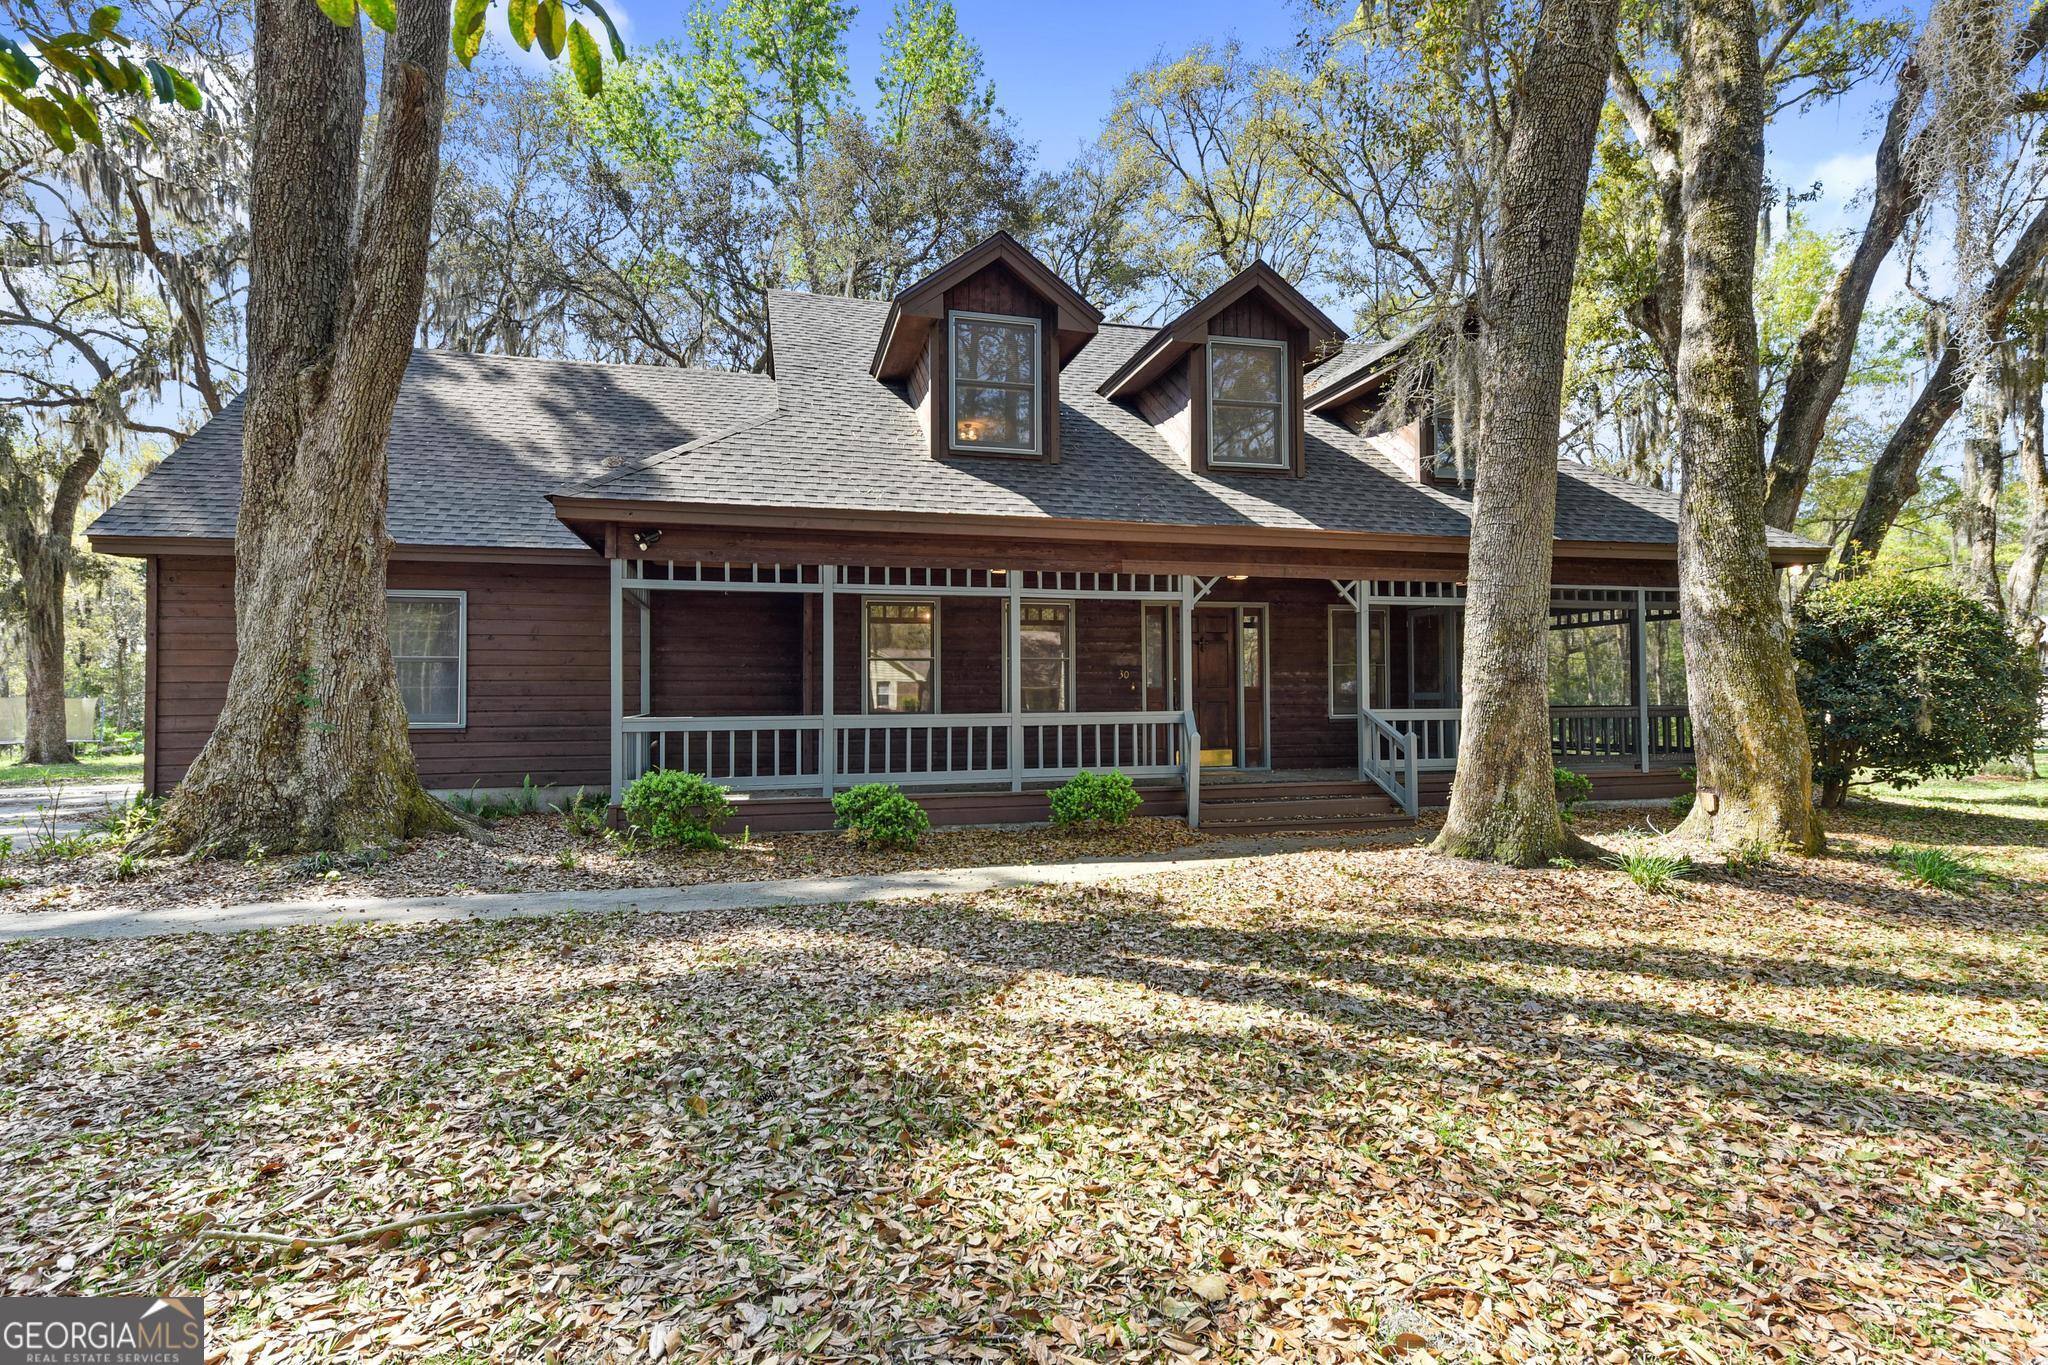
top-left (1198, 778), bottom-right (1415, 834)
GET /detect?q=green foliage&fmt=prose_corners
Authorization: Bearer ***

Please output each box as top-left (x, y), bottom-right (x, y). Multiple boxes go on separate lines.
top-left (0, 5), bottom-right (199, 153)
top-left (1793, 573), bottom-right (2042, 805)
top-left (621, 770), bottom-right (735, 850)
top-left (875, 0), bottom-right (992, 140)
top-left (91, 794), bottom-right (161, 844)
top-left (555, 788), bottom-right (610, 838)
top-left (1048, 771), bottom-right (1143, 829)
top-left (1552, 766), bottom-right (1593, 820)
top-left (832, 783), bottom-right (930, 850)
top-left (1604, 849), bottom-right (1694, 894)
top-left (1884, 843), bottom-right (1982, 892)
top-left (1724, 837), bottom-right (1776, 875)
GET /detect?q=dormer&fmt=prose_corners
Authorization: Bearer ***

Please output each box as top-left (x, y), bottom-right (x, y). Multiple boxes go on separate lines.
top-left (1098, 263), bottom-right (1343, 479)
top-left (1306, 320), bottom-right (1472, 487)
top-left (870, 232), bottom-right (1102, 464)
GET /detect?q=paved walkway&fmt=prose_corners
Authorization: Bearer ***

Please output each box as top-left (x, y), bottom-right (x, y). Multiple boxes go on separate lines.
top-left (0, 830), bottom-right (1417, 942)
top-left (0, 782), bottom-right (140, 847)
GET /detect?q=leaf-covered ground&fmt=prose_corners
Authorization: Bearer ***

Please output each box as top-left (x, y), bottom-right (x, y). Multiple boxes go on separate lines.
top-left (1, 789), bottom-right (2043, 1362)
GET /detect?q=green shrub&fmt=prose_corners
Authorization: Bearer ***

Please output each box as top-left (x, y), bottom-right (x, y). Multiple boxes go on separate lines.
top-left (1048, 770), bottom-right (1143, 829)
top-left (1670, 766), bottom-right (1698, 821)
top-left (1553, 766), bottom-right (1593, 820)
top-left (1884, 843), bottom-right (1981, 892)
top-left (1794, 573), bottom-right (2042, 807)
top-left (1604, 849), bottom-right (1694, 893)
top-left (92, 795), bottom-right (162, 844)
top-left (832, 783), bottom-right (930, 850)
top-left (621, 770), bottom-right (735, 850)
top-left (1724, 836), bottom-right (1775, 875)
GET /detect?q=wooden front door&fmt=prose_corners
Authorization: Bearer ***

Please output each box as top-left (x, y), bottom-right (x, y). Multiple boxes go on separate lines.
top-left (1192, 607), bottom-right (1238, 766)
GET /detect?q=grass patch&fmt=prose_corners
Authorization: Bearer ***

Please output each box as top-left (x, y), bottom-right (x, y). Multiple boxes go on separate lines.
top-left (0, 751), bottom-right (143, 788)
top-left (1885, 842), bottom-right (1983, 891)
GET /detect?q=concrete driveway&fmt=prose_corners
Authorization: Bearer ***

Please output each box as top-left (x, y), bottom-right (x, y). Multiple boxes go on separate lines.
top-left (0, 782), bottom-right (140, 848)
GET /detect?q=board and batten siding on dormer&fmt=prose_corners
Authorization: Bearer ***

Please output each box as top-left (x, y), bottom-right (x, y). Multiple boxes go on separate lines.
top-left (1134, 353), bottom-right (1194, 462)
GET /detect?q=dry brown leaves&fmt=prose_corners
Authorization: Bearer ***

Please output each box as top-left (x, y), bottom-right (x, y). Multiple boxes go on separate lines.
top-left (0, 815), bottom-right (1207, 916)
top-left (0, 802), bottom-right (2043, 1362)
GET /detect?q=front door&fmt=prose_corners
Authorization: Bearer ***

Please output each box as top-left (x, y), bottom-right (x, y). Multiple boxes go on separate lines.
top-left (1192, 607), bottom-right (1238, 766)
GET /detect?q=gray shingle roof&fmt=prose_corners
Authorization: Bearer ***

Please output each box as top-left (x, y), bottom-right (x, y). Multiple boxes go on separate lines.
top-left (95, 294), bottom-right (1822, 557)
top-left (573, 291), bottom-right (1819, 554)
top-left (89, 350), bottom-right (776, 553)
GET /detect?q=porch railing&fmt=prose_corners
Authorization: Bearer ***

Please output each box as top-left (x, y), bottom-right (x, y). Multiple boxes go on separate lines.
top-left (623, 710), bottom-right (1192, 793)
top-left (1371, 708), bottom-right (1463, 771)
top-left (1357, 708), bottom-right (1420, 817)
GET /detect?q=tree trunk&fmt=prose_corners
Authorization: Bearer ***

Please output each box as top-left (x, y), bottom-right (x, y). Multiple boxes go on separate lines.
top-left (1434, 0), bottom-right (1620, 865)
top-left (1670, 0), bottom-right (1823, 852)
top-left (1842, 203), bottom-right (2048, 566)
top-left (0, 439), bottom-right (103, 767)
top-left (1959, 369), bottom-right (2006, 610)
top-left (140, 0), bottom-right (462, 855)
top-left (2007, 375), bottom-right (2048, 632)
top-left (19, 538), bottom-right (71, 765)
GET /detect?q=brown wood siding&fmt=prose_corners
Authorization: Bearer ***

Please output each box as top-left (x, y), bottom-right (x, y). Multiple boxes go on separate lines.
top-left (149, 555), bottom-right (617, 794)
top-left (1237, 578), bottom-right (1355, 769)
top-left (647, 593), bottom-right (805, 717)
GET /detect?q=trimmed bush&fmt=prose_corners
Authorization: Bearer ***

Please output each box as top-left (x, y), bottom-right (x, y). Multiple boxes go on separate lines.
top-left (832, 783), bottom-right (930, 850)
top-left (1794, 573), bottom-right (2042, 807)
top-left (1553, 766), bottom-right (1592, 821)
top-left (1048, 770), bottom-right (1142, 829)
top-left (621, 770), bottom-right (734, 850)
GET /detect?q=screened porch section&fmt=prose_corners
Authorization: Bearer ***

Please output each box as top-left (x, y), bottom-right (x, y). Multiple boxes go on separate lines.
top-left (1340, 582), bottom-right (1694, 785)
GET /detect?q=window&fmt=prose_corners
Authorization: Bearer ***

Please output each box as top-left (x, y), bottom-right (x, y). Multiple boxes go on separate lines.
top-left (865, 600), bottom-right (937, 713)
top-left (1017, 602), bottom-right (1073, 713)
top-left (387, 591), bottom-right (465, 728)
top-left (1429, 406), bottom-right (1463, 480)
top-left (950, 312), bottom-right (1040, 454)
top-left (1329, 607), bottom-right (1358, 717)
top-left (1207, 338), bottom-right (1287, 468)
top-left (1141, 604), bottom-right (1176, 710)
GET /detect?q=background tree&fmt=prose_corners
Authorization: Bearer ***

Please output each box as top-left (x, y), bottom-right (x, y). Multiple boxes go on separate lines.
top-left (0, 0), bottom-right (244, 763)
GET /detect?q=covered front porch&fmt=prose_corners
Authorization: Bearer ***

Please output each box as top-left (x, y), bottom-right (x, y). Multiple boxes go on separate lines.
top-left (606, 556), bottom-right (1694, 828)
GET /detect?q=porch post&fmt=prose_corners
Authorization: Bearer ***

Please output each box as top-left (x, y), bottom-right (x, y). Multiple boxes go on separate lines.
top-left (1006, 568), bottom-right (1024, 791)
top-left (1355, 580), bottom-right (1370, 777)
top-left (820, 565), bottom-right (837, 798)
top-left (1179, 573), bottom-right (1198, 826)
top-left (609, 557), bottom-right (625, 804)
top-left (1634, 586), bottom-right (1651, 773)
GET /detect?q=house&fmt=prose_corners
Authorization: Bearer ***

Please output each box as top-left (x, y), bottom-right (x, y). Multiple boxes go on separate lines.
top-left (88, 233), bottom-right (1826, 832)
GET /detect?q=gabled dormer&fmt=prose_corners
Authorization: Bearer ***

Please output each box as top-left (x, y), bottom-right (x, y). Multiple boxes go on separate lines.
top-left (870, 232), bottom-right (1102, 465)
top-left (1097, 263), bottom-right (1343, 479)
top-left (1305, 320), bottom-right (1473, 487)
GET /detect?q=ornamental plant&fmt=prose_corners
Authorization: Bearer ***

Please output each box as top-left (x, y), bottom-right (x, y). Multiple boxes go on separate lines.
top-left (620, 770), bottom-right (734, 850)
top-left (1552, 766), bottom-right (1592, 821)
top-left (1048, 770), bottom-right (1142, 829)
top-left (832, 783), bottom-right (930, 850)
top-left (1793, 573), bottom-right (2041, 807)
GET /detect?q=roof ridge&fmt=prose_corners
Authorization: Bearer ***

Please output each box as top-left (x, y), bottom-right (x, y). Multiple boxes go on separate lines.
top-left (410, 347), bottom-right (769, 382)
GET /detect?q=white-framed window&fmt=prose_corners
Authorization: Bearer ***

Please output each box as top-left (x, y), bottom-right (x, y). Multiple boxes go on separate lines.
top-left (864, 599), bottom-right (938, 713)
top-left (1016, 601), bottom-right (1074, 713)
top-left (1207, 336), bottom-right (1288, 469)
top-left (950, 310), bottom-right (1041, 454)
top-left (387, 590), bottom-right (466, 728)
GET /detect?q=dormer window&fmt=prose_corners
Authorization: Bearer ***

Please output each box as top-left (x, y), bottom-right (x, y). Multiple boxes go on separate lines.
top-left (1429, 406), bottom-right (1463, 480)
top-left (1206, 337), bottom-right (1288, 469)
top-left (950, 311), bottom-right (1040, 455)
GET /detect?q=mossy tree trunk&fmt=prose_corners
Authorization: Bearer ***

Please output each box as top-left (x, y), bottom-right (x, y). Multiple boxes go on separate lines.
top-left (1434, 0), bottom-right (1620, 865)
top-left (2008, 374), bottom-right (2048, 635)
top-left (1670, 0), bottom-right (1823, 853)
top-left (0, 437), bottom-right (102, 766)
top-left (139, 0), bottom-right (460, 855)
top-left (1959, 371), bottom-right (2007, 610)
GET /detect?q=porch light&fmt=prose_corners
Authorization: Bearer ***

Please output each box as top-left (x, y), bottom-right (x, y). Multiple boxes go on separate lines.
top-left (633, 528), bottom-right (664, 552)
top-left (1226, 574), bottom-right (1248, 581)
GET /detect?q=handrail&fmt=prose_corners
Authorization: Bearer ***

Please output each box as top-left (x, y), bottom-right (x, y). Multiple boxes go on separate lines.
top-left (1357, 706), bottom-right (1419, 817)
